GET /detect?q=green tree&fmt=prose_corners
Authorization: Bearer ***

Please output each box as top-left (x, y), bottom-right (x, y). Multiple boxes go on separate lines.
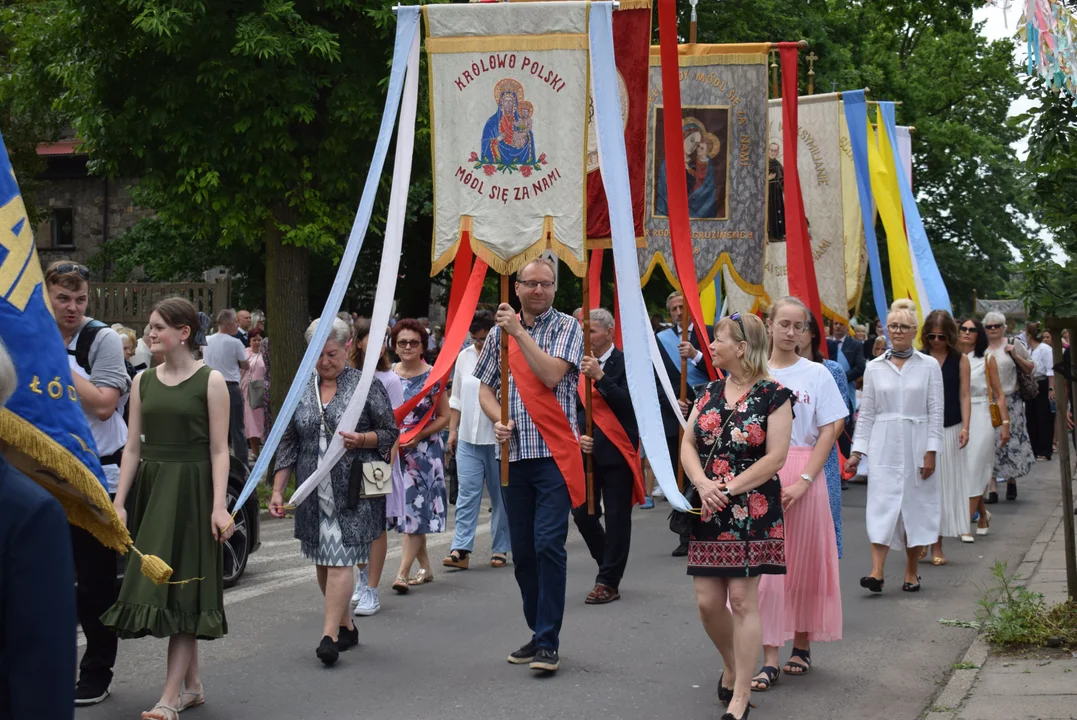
top-left (4, 0), bottom-right (446, 416)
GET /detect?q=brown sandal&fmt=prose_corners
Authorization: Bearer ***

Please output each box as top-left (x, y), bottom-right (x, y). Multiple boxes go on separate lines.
top-left (442, 550), bottom-right (470, 570)
top-left (490, 554), bottom-right (507, 568)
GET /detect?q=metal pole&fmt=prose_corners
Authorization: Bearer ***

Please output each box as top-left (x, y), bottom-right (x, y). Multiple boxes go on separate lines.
top-left (689, 0), bottom-right (698, 44)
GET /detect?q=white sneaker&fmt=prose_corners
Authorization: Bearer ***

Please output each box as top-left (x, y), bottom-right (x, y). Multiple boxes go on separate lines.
top-left (354, 587), bottom-right (381, 617)
top-left (352, 569), bottom-right (369, 605)
top-left (651, 486), bottom-right (665, 499)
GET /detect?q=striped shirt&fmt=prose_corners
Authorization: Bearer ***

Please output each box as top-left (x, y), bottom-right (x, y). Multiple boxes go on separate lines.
top-left (473, 306), bottom-right (584, 461)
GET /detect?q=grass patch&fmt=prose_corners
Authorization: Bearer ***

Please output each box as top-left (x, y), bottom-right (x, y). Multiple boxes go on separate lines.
top-left (951, 661), bottom-right (979, 670)
top-left (977, 561), bottom-right (1077, 648)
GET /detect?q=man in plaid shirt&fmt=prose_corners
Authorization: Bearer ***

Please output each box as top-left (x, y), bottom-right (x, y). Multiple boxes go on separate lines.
top-left (474, 257), bottom-right (584, 674)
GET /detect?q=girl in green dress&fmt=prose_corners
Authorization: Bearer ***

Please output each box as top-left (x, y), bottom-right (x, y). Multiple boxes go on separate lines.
top-left (102, 298), bottom-right (234, 720)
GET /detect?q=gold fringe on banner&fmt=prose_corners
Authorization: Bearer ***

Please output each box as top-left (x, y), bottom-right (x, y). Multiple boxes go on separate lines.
top-left (432, 216), bottom-right (587, 278)
top-left (425, 33), bottom-right (587, 54)
top-left (639, 252), bottom-right (765, 296)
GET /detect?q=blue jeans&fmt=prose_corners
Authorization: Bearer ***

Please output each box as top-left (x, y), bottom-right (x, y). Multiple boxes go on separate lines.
top-left (502, 457), bottom-right (571, 651)
top-left (450, 441), bottom-right (511, 554)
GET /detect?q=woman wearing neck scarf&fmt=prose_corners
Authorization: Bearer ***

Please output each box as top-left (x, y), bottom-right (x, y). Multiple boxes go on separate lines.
top-left (846, 300), bottom-right (944, 594)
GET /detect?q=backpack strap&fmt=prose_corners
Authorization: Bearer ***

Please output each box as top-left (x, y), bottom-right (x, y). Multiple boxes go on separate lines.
top-left (68, 319), bottom-right (109, 375)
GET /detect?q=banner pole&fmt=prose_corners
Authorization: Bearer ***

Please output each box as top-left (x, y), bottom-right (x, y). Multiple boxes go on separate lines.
top-left (582, 250), bottom-right (595, 515)
top-left (500, 273), bottom-right (511, 487)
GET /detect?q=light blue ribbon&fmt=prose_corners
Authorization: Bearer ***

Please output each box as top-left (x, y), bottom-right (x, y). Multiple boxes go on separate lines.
top-left (843, 90), bottom-right (889, 329)
top-left (590, 1), bottom-right (688, 511)
top-left (879, 102), bottom-right (951, 315)
top-left (232, 7), bottom-right (421, 511)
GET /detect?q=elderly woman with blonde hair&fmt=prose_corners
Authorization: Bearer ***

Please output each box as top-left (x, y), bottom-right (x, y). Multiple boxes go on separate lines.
top-left (982, 311), bottom-right (1035, 502)
top-left (847, 300), bottom-right (944, 594)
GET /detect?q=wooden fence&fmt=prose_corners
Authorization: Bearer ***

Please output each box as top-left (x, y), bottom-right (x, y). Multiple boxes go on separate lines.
top-left (88, 280), bottom-right (231, 328)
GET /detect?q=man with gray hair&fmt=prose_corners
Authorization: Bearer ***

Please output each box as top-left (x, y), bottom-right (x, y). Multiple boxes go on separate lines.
top-left (574, 308), bottom-right (640, 605)
top-left (204, 309), bottom-right (250, 467)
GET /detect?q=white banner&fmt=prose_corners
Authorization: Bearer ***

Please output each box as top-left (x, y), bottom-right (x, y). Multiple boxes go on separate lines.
top-left (765, 93), bottom-right (847, 322)
top-left (425, 1), bottom-right (589, 277)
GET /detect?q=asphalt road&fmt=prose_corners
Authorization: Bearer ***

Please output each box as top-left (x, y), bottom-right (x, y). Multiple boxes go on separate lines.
top-left (79, 463), bottom-right (1063, 720)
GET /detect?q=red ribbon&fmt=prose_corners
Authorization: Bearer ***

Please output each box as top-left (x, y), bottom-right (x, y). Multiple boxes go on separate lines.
top-left (656, 0), bottom-right (717, 380)
top-left (779, 47), bottom-right (827, 358)
top-left (394, 255), bottom-right (489, 444)
top-left (588, 247), bottom-right (603, 310)
top-left (508, 336), bottom-right (586, 508)
top-left (577, 377), bottom-right (645, 506)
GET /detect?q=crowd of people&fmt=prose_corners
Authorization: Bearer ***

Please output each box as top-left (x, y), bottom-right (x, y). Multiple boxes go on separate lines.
top-left (6, 257), bottom-right (1069, 720)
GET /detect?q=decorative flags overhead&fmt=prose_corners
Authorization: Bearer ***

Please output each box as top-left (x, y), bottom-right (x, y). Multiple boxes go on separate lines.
top-left (639, 43), bottom-right (770, 302)
top-left (1023, 0), bottom-right (1077, 98)
top-left (425, 1), bottom-right (590, 277)
top-left (583, 0), bottom-right (651, 246)
top-left (765, 92), bottom-right (848, 323)
top-left (0, 128), bottom-right (130, 555)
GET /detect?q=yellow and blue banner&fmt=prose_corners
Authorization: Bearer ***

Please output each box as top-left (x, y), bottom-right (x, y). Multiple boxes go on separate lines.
top-left (0, 129), bottom-right (129, 553)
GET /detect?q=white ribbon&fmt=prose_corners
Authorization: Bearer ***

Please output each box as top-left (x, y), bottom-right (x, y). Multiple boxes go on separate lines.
top-left (289, 23), bottom-right (420, 508)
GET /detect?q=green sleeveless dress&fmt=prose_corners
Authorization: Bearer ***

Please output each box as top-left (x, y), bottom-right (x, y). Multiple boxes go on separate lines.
top-left (101, 365), bottom-right (227, 640)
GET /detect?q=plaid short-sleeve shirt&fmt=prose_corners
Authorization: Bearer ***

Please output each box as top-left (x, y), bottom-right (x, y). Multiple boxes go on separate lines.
top-left (473, 306), bottom-right (584, 461)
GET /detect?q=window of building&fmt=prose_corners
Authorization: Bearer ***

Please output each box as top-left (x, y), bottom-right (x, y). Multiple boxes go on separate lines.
top-left (51, 208), bottom-right (74, 248)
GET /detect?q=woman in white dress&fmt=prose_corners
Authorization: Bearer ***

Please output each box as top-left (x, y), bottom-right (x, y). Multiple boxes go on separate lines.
top-left (983, 311), bottom-right (1035, 502)
top-left (959, 318), bottom-right (1008, 540)
top-left (846, 300), bottom-right (944, 593)
top-left (919, 310), bottom-right (970, 565)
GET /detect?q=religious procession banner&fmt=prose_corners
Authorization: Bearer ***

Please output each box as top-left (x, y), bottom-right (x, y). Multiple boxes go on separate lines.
top-left (425, 1), bottom-right (591, 277)
top-left (639, 44), bottom-right (770, 297)
top-left (840, 100), bottom-right (867, 311)
top-left (764, 93), bottom-right (848, 322)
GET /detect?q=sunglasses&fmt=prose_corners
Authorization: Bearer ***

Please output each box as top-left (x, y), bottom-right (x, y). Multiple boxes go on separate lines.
top-left (395, 339), bottom-right (422, 349)
top-left (960, 327), bottom-right (978, 334)
top-left (49, 263), bottom-right (90, 280)
top-left (730, 312), bottom-right (747, 338)
top-left (926, 333), bottom-right (947, 341)
top-left (984, 324), bottom-right (1003, 331)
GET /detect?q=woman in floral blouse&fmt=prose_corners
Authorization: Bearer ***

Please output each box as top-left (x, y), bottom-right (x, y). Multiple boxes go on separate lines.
top-left (682, 312), bottom-right (794, 720)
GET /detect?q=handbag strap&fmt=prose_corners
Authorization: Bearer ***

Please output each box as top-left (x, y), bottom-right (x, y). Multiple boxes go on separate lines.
top-left (698, 380), bottom-right (759, 481)
top-left (986, 355), bottom-right (998, 404)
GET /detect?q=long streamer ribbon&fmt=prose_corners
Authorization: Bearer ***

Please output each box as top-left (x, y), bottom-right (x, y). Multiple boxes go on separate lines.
top-left (843, 90), bottom-right (889, 330)
top-left (655, 0), bottom-right (717, 381)
top-left (880, 103), bottom-right (951, 315)
top-left (591, 1), bottom-right (688, 511)
top-left (286, 14), bottom-right (421, 508)
top-left (588, 248), bottom-right (603, 311)
top-left (235, 8), bottom-right (420, 511)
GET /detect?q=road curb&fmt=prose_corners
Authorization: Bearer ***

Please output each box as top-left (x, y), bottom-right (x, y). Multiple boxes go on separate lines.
top-left (922, 506), bottom-right (1066, 720)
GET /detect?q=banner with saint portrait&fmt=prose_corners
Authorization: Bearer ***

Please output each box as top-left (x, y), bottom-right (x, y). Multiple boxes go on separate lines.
top-left (639, 44), bottom-right (769, 298)
top-left (425, 1), bottom-right (590, 277)
top-left (764, 93), bottom-right (849, 322)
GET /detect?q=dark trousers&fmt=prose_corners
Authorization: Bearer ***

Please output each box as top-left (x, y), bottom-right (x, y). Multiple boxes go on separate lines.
top-left (1025, 378), bottom-right (1055, 459)
top-left (572, 460), bottom-right (634, 589)
top-left (501, 457), bottom-right (571, 651)
top-left (71, 522), bottom-right (119, 689)
top-left (226, 381), bottom-right (248, 468)
top-left (666, 432), bottom-right (690, 546)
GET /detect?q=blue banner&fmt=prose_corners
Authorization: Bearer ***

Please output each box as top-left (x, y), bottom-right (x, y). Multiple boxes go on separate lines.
top-left (0, 129), bottom-right (107, 493)
top-left (842, 90), bottom-right (889, 327)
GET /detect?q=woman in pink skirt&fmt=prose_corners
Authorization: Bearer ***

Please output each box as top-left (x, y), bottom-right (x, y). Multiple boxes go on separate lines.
top-left (241, 332), bottom-right (266, 460)
top-left (752, 297), bottom-right (844, 691)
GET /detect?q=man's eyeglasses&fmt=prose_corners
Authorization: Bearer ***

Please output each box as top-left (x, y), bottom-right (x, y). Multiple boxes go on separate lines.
top-left (960, 327), bottom-right (978, 334)
top-left (518, 280), bottom-right (555, 290)
top-left (48, 263), bottom-right (89, 280)
top-left (730, 312), bottom-right (747, 338)
top-left (984, 323), bottom-right (1003, 331)
top-left (926, 333), bottom-right (948, 341)
top-left (395, 339), bottom-right (422, 349)
top-left (887, 323), bottom-right (914, 334)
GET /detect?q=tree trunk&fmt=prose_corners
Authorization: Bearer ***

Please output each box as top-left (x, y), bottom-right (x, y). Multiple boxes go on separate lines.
top-left (265, 205), bottom-right (309, 428)
top-left (397, 213), bottom-right (433, 319)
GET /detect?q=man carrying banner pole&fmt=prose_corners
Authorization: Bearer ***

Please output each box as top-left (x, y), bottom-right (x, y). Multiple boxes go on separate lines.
top-left (475, 257), bottom-right (585, 674)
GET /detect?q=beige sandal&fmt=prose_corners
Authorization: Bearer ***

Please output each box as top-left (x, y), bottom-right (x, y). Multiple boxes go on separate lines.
top-left (407, 568), bottom-right (434, 585)
top-left (178, 685), bottom-right (205, 711)
top-left (141, 704), bottom-right (180, 720)
top-left (392, 574), bottom-right (410, 594)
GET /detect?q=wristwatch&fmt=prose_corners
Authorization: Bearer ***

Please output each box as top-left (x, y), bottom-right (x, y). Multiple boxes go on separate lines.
top-left (800, 473), bottom-right (814, 485)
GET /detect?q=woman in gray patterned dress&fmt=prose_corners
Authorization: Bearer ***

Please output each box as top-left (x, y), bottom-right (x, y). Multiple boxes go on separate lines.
top-left (268, 317), bottom-right (398, 666)
top-left (983, 312), bottom-right (1036, 503)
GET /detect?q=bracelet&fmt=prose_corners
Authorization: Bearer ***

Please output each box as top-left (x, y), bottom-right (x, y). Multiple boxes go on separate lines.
top-left (1002, 420), bottom-right (1011, 425)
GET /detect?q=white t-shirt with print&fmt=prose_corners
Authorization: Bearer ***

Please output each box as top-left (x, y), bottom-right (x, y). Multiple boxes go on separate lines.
top-left (770, 357), bottom-right (848, 447)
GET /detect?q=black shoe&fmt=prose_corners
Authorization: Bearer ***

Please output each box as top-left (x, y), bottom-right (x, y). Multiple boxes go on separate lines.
top-left (337, 625), bottom-right (359, 651)
top-left (316, 635), bottom-right (340, 666)
top-left (671, 542), bottom-right (689, 557)
top-left (986, 491), bottom-right (999, 504)
top-left (717, 671), bottom-right (735, 704)
top-left (902, 577), bottom-right (922, 592)
top-left (721, 704), bottom-right (751, 720)
top-left (529, 648), bottom-right (560, 672)
top-left (841, 479), bottom-right (850, 491)
top-left (507, 640), bottom-right (537, 664)
top-left (74, 682), bottom-right (110, 707)
top-left (1006, 483), bottom-right (1017, 501)
top-left (859, 575), bottom-right (884, 593)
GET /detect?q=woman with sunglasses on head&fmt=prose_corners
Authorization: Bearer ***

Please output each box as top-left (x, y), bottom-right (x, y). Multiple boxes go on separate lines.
top-left (982, 312), bottom-right (1035, 502)
top-left (958, 318), bottom-right (1007, 540)
top-left (847, 300), bottom-right (944, 594)
top-left (749, 298), bottom-right (844, 693)
top-left (390, 319), bottom-right (450, 593)
top-left (683, 312), bottom-right (794, 720)
top-left (919, 311), bottom-right (971, 565)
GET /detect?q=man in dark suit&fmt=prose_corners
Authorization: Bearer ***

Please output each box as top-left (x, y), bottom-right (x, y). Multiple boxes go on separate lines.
top-left (655, 291), bottom-right (712, 556)
top-left (575, 308), bottom-right (639, 604)
top-left (827, 319), bottom-right (866, 456)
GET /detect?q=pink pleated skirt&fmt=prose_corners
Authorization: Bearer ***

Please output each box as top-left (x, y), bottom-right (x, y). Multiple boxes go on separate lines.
top-left (757, 446), bottom-right (843, 647)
